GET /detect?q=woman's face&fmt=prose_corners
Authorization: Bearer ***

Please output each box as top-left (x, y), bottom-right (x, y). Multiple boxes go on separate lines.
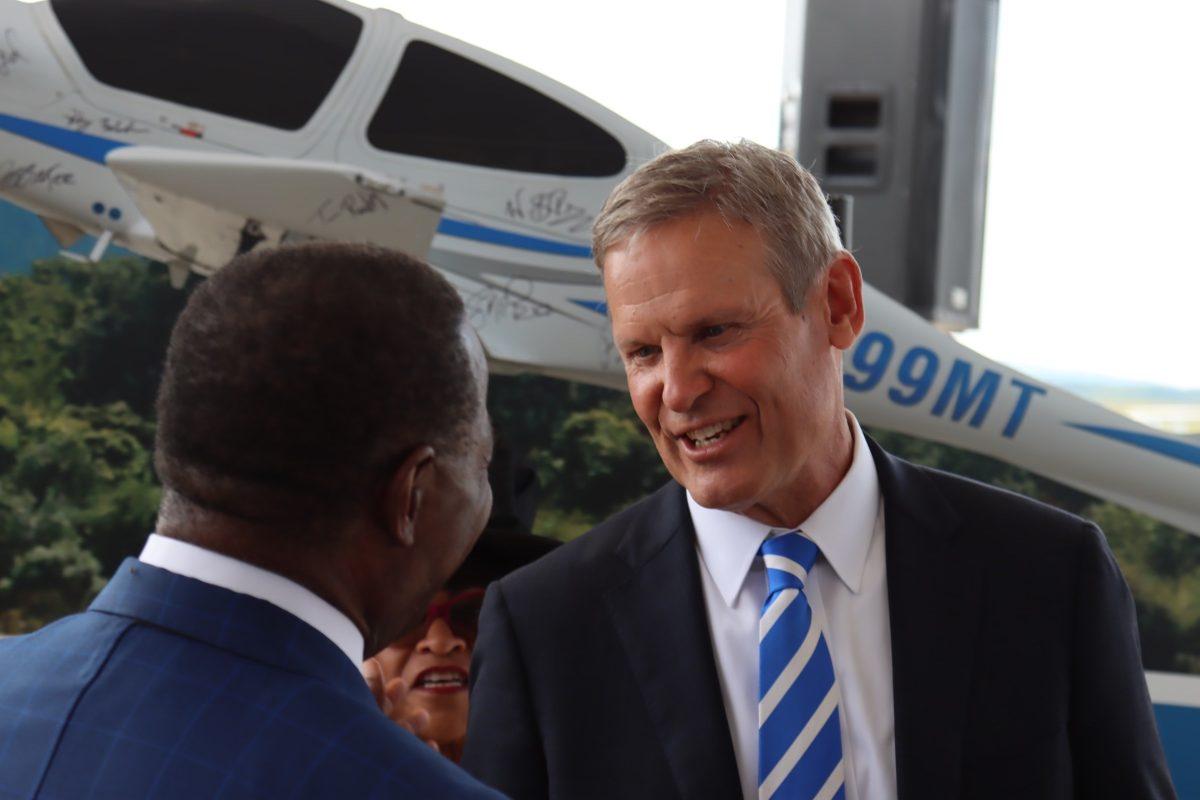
top-left (375, 587), bottom-right (484, 756)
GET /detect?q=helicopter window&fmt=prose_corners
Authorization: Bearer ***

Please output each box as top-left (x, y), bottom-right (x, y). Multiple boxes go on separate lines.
top-left (49, 0), bottom-right (362, 131)
top-left (368, 41), bottom-right (626, 177)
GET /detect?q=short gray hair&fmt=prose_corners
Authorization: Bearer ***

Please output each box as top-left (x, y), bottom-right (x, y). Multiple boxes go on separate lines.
top-left (592, 139), bottom-right (842, 311)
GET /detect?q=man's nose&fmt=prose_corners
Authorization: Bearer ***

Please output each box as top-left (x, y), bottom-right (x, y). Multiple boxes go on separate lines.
top-left (661, 344), bottom-right (712, 413)
top-left (417, 618), bottom-right (467, 656)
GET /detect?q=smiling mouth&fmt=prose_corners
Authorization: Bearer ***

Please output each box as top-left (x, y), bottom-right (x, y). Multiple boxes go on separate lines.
top-left (679, 416), bottom-right (746, 449)
top-left (413, 667), bottom-right (468, 693)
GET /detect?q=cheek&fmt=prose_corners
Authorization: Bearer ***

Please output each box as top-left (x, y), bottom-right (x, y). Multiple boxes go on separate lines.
top-left (476, 482), bottom-right (493, 526)
top-left (451, 470), bottom-right (486, 521)
top-left (375, 644), bottom-right (413, 679)
top-left (764, 378), bottom-right (826, 455)
top-left (627, 377), bottom-right (662, 430)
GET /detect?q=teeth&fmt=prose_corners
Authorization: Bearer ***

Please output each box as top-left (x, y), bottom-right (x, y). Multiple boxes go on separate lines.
top-left (417, 670), bottom-right (467, 687)
top-left (687, 418), bottom-right (739, 446)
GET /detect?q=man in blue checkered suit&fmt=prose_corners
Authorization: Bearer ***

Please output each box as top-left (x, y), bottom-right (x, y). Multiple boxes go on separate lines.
top-left (0, 243), bottom-right (506, 799)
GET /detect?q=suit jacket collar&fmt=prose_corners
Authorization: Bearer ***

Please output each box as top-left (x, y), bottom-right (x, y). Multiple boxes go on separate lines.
top-left (868, 438), bottom-right (982, 800)
top-left (604, 483), bottom-right (744, 800)
top-left (90, 558), bottom-right (376, 710)
top-left (138, 533), bottom-right (364, 665)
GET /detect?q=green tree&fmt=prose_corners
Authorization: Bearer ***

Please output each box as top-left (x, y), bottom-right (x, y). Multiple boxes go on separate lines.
top-left (487, 373), bottom-right (621, 455)
top-left (0, 257), bottom-right (183, 632)
top-left (0, 399), bottom-right (159, 631)
top-left (538, 404), bottom-right (668, 519)
top-left (489, 374), bottom-right (667, 538)
top-left (864, 427), bottom-right (1094, 514)
top-left (0, 257), bottom-right (193, 414)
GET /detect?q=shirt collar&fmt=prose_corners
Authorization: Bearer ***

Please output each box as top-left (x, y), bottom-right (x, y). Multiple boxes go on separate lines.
top-left (689, 413), bottom-right (882, 607)
top-left (138, 533), bottom-right (365, 666)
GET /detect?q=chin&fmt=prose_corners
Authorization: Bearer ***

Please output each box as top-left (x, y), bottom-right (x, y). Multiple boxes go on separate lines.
top-left (682, 478), bottom-right (748, 512)
top-left (426, 717), bottom-right (467, 748)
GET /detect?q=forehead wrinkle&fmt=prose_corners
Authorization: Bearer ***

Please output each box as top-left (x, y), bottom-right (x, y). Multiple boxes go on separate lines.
top-left (605, 257), bottom-right (688, 320)
top-left (605, 208), bottom-right (778, 337)
top-left (611, 275), bottom-right (699, 325)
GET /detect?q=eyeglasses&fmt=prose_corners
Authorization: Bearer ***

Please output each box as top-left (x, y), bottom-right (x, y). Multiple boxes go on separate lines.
top-left (397, 588), bottom-right (486, 647)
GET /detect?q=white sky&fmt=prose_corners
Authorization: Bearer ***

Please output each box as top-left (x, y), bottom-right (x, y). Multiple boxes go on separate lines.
top-left (381, 0), bottom-right (1200, 390)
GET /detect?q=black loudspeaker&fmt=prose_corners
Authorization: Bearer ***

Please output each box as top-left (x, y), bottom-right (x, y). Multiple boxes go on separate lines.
top-left (782, 0), bottom-right (999, 330)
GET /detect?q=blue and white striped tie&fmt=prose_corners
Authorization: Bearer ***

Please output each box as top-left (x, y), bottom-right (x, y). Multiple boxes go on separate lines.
top-left (758, 533), bottom-right (845, 800)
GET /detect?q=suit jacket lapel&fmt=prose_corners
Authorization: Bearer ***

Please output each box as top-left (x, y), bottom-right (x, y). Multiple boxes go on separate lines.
top-left (868, 439), bottom-right (982, 800)
top-left (603, 484), bottom-right (743, 800)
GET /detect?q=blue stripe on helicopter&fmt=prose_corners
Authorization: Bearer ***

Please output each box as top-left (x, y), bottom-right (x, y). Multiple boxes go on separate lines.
top-left (1067, 423), bottom-right (1200, 468)
top-left (570, 299), bottom-right (608, 316)
top-left (0, 112), bottom-right (128, 164)
top-left (0, 112), bottom-right (593, 259)
top-left (436, 218), bottom-right (592, 258)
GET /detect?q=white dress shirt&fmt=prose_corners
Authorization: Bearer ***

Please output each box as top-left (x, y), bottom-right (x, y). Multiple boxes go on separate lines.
top-left (138, 533), bottom-right (365, 666)
top-left (691, 414), bottom-right (897, 800)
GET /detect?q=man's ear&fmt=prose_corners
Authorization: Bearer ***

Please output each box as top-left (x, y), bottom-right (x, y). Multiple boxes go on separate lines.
top-left (381, 445), bottom-right (436, 548)
top-left (824, 251), bottom-right (865, 350)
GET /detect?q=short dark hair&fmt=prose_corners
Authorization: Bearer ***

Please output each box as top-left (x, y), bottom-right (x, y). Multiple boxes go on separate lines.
top-left (155, 242), bottom-right (477, 523)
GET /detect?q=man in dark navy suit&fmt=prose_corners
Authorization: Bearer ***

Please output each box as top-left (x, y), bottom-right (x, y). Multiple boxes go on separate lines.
top-left (463, 141), bottom-right (1176, 799)
top-left (0, 243), bottom-right (505, 799)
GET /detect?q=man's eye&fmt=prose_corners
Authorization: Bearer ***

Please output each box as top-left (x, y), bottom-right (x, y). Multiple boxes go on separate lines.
top-left (699, 324), bottom-right (727, 339)
top-left (629, 345), bottom-right (657, 360)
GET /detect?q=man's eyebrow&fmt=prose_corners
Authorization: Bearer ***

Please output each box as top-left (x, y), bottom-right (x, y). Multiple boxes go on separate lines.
top-left (613, 310), bottom-right (743, 347)
top-left (614, 334), bottom-right (651, 351)
top-left (677, 309), bottom-right (748, 332)
top-left (688, 313), bottom-right (733, 328)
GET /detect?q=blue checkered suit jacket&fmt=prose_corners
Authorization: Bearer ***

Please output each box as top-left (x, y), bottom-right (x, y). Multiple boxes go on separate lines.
top-left (0, 558), bottom-right (507, 799)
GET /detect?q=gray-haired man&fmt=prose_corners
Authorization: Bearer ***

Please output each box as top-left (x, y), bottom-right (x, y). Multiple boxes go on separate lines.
top-left (463, 141), bottom-right (1173, 800)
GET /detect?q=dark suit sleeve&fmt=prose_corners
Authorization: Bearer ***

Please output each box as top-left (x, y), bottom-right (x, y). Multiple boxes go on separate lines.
top-left (1068, 522), bottom-right (1176, 799)
top-left (463, 581), bottom-right (549, 800)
